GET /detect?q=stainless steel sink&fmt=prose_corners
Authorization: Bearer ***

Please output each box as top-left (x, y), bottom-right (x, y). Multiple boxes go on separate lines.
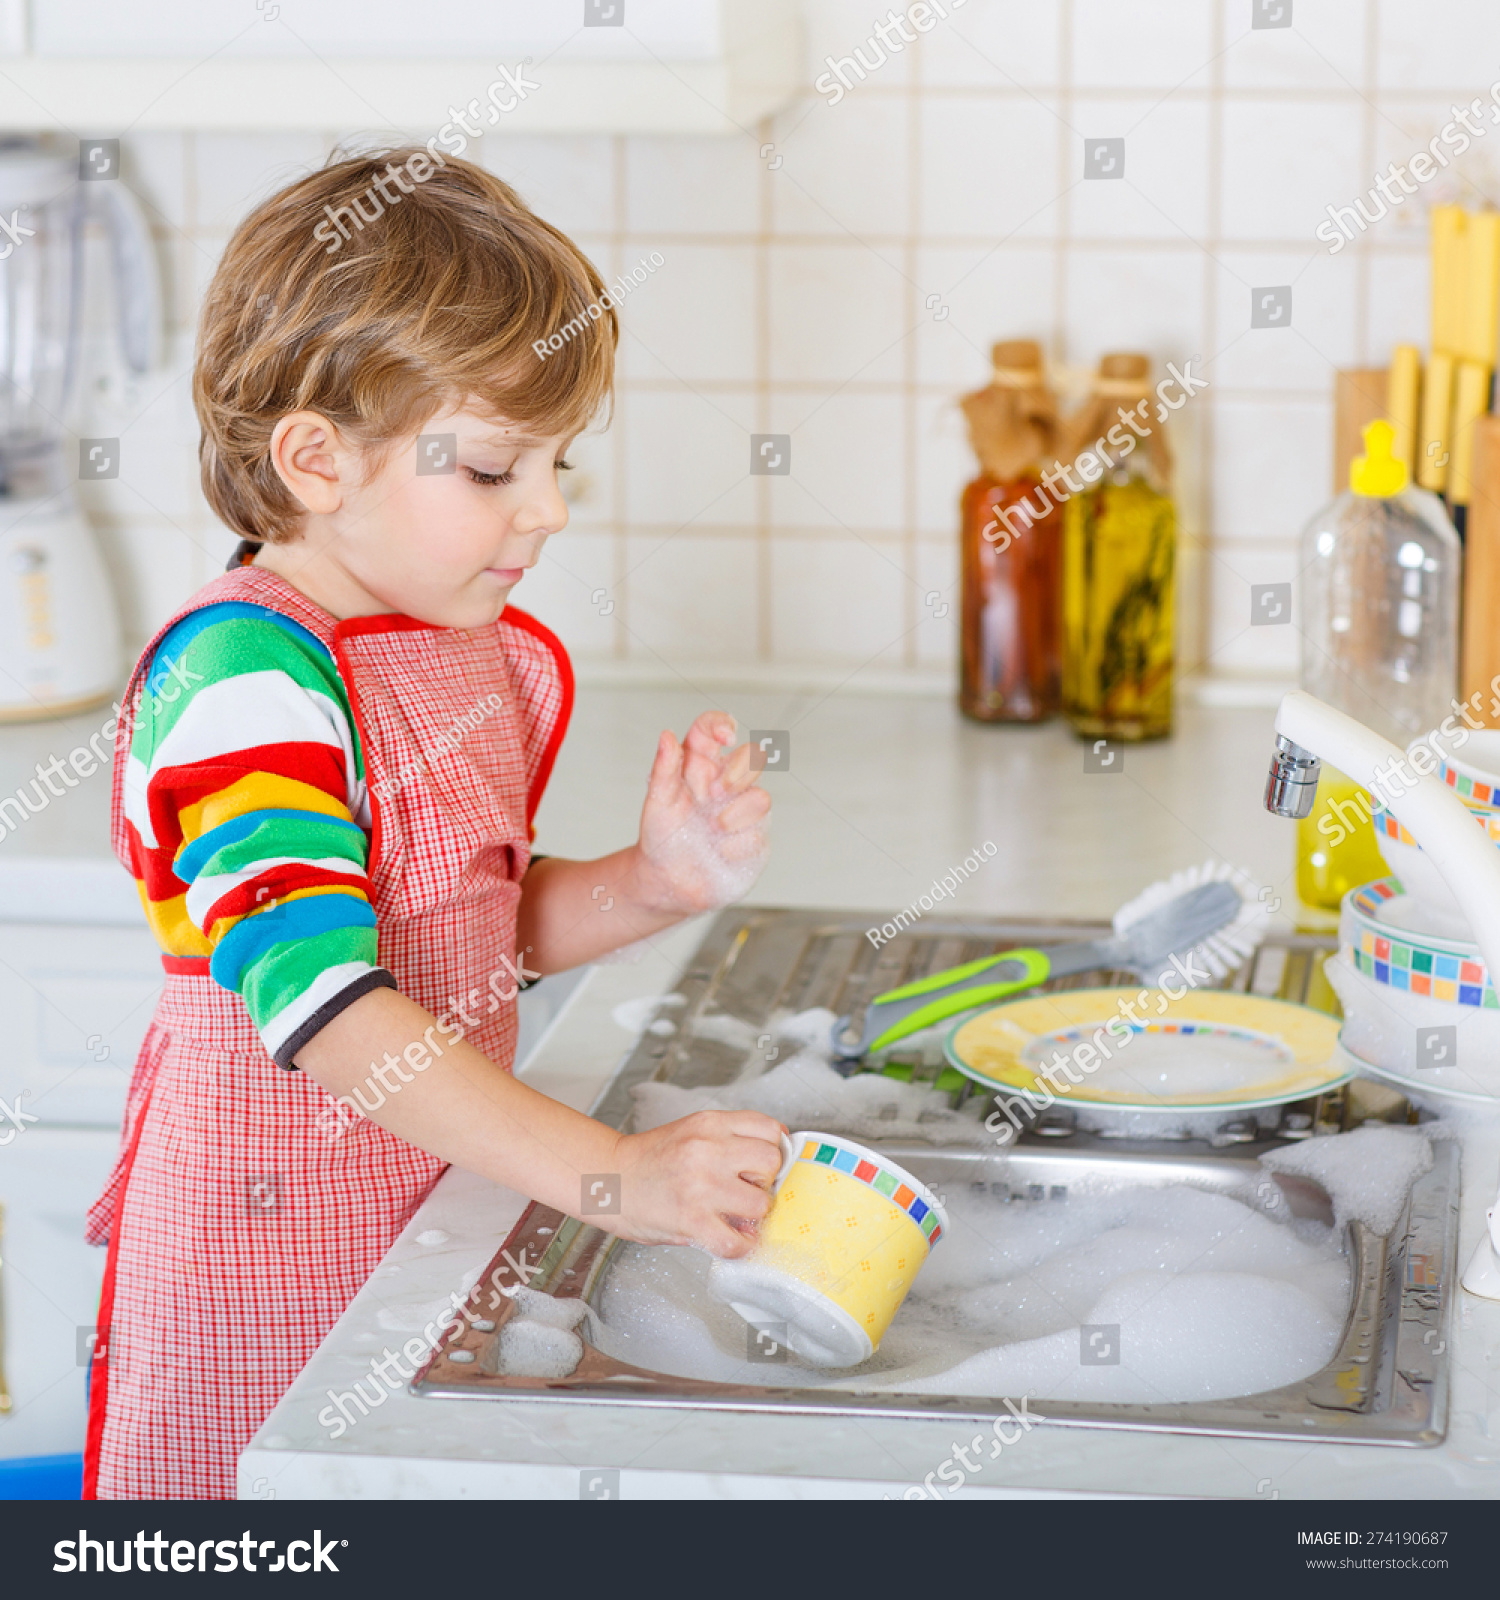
top-left (411, 908), bottom-right (1459, 1447)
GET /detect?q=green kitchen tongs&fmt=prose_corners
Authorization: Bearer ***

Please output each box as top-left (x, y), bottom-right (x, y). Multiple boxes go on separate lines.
top-left (831, 878), bottom-right (1242, 1061)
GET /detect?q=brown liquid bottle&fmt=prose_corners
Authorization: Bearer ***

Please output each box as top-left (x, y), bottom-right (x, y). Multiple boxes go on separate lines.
top-left (958, 341), bottom-right (1062, 723)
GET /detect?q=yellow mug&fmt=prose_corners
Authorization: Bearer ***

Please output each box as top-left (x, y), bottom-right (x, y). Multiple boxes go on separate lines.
top-left (707, 1130), bottom-right (948, 1367)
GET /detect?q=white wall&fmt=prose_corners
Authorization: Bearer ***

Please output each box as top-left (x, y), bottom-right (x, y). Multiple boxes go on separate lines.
top-left (69, 0), bottom-right (1500, 689)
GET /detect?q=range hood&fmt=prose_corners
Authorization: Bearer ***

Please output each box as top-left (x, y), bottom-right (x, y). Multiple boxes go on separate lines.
top-left (0, 0), bottom-right (802, 134)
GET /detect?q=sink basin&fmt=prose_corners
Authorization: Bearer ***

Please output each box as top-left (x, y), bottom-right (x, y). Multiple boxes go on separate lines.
top-left (411, 909), bottom-right (1458, 1447)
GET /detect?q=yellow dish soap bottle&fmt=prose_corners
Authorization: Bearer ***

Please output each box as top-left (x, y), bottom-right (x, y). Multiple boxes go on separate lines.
top-left (1296, 420), bottom-right (1462, 911)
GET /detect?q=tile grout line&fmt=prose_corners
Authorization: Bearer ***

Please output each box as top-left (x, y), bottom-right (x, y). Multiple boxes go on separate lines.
top-left (756, 114), bottom-right (773, 664)
top-left (505, 228), bottom-right (1432, 252)
top-left (612, 133), bottom-right (629, 662)
top-left (903, 26), bottom-right (922, 670)
top-left (1355, 0), bottom-right (1379, 367)
top-left (756, 83), bottom-right (1485, 102)
top-left (606, 377), bottom-right (1361, 399)
top-left (183, 128), bottom-right (208, 596)
top-left (1053, 0), bottom-right (1074, 368)
top-left (1194, 0), bottom-right (1228, 679)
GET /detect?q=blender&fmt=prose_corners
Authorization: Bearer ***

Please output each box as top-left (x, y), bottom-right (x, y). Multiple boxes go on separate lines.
top-left (0, 138), bottom-right (159, 720)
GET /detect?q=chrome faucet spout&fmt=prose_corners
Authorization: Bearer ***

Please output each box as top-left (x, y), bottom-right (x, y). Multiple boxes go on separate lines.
top-left (1264, 734), bottom-right (1322, 820)
top-left (1266, 690), bottom-right (1500, 1304)
top-left (1268, 690), bottom-right (1500, 982)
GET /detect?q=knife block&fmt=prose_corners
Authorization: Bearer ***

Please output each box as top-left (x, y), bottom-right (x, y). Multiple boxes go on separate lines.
top-left (1462, 415), bottom-right (1500, 726)
top-left (1333, 368), bottom-right (1389, 493)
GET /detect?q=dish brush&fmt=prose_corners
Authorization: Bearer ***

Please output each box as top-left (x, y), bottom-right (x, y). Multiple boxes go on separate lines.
top-left (832, 860), bottom-right (1272, 1060)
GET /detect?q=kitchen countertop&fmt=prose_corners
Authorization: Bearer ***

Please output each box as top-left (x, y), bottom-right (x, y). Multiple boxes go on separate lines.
top-left (230, 683), bottom-right (1500, 1499)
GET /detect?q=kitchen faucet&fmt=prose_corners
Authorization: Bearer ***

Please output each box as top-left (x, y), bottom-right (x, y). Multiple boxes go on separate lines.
top-left (1265, 690), bottom-right (1500, 1299)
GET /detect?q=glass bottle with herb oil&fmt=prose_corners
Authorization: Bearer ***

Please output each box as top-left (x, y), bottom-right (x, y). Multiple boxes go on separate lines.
top-left (1060, 353), bottom-right (1176, 742)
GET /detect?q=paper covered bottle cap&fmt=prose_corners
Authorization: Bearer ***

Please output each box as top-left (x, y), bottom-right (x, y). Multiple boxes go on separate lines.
top-left (1091, 351), bottom-right (1151, 398)
top-left (990, 339), bottom-right (1045, 388)
top-left (1099, 352), bottom-right (1150, 381)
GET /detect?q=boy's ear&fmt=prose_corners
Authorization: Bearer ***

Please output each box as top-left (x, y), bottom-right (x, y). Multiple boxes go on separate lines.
top-left (269, 411), bottom-right (346, 515)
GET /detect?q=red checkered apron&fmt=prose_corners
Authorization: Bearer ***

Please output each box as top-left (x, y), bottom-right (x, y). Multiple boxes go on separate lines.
top-left (82, 566), bottom-right (572, 1499)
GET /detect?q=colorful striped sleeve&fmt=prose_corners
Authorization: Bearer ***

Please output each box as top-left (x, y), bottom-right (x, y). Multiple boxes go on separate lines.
top-left (123, 601), bottom-right (396, 1068)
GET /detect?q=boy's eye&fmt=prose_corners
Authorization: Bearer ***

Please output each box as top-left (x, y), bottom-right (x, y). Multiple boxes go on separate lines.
top-left (462, 458), bottom-right (571, 486)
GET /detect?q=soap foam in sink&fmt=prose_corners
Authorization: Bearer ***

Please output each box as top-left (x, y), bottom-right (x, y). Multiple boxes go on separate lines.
top-left (602, 999), bottom-right (1436, 1403)
top-left (774, 1007), bottom-right (844, 1052)
top-left (1260, 1125), bottom-right (1432, 1235)
top-left (496, 1320), bottom-right (583, 1379)
top-left (631, 1003), bottom-right (990, 1142)
top-left (632, 1051), bottom-right (989, 1146)
top-left (594, 1173), bottom-right (1355, 1403)
top-left (611, 993), bottom-right (686, 1036)
top-left (688, 1012), bottom-right (761, 1052)
top-left (492, 1289), bottom-right (597, 1378)
top-left (891, 1270), bottom-right (1340, 1405)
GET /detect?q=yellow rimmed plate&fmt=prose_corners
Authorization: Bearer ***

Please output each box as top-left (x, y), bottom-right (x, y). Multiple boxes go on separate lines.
top-left (945, 987), bottom-right (1351, 1111)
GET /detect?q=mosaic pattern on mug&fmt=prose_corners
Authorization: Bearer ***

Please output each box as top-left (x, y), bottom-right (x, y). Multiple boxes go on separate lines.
top-left (1370, 799), bottom-right (1500, 847)
top-left (1343, 879), bottom-right (1498, 1006)
top-left (800, 1140), bottom-right (944, 1241)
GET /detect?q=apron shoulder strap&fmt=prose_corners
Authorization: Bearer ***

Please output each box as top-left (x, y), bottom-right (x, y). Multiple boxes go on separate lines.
top-left (498, 605), bottom-right (575, 829)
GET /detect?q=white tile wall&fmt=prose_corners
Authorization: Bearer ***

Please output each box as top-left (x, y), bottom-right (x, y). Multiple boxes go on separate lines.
top-left (1069, 98), bottom-right (1213, 242)
top-left (1072, 0), bottom-right (1215, 90)
top-left (918, 96), bottom-right (1064, 241)
top-left (1224, 0), bottom-right (1366, 89)
top-left (1374, 0), bottom-right (1500, 90)
top-left (769, 533), bottom-right (909, 664)
top-left (60, 0), bottom-right (1500, 690)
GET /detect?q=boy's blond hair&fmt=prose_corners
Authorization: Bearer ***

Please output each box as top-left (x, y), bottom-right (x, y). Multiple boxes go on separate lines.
top-left (193, 147), bottom-right (616, 543)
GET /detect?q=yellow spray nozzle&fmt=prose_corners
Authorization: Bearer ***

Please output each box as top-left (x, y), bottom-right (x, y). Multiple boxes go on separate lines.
top-left (1350, 418), bottom-right (1410, 497)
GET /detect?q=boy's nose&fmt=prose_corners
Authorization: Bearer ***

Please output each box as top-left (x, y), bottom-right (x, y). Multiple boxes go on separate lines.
top-left (513, 517), bottom-right (560, 553)
top-left (513, 484), bottom-right (569, 543)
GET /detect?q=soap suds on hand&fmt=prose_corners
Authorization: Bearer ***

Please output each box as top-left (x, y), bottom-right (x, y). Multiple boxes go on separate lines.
top-left (663, 796), bottom-right (769, 910)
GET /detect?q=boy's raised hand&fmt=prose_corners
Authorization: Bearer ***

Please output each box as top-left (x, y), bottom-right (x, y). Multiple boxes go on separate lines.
top-left (633, 711), bottom-right (771, 914)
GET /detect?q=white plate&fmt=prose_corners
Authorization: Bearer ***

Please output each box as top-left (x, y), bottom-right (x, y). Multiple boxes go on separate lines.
top-left (945, 987), bottom-right (1351, 1113)
top-left (1336, 1032), bottom-right (1500, 1105)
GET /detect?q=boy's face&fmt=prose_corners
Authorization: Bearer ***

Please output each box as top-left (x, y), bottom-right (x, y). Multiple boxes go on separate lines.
top-left (304, 404), bottom-right (575, 629)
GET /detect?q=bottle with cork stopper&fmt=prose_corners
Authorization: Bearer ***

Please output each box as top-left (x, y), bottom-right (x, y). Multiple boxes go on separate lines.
top-left (1059, 352), bottom-right (1176, 742)
top-left (956, 339), bottom-right (1063, 723)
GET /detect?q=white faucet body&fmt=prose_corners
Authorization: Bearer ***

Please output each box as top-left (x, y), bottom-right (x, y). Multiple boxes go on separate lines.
top-left (1274, 691), bottom-right (1500, 980)
top-left (1271, 690), bottom-right (1500, 1299)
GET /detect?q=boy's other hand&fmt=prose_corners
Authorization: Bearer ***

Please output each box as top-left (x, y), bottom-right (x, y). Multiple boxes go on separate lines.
top-left (633, 711), bottom-right (771, 914)
top-left (610, 1110), bottom-right (787, 1257)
